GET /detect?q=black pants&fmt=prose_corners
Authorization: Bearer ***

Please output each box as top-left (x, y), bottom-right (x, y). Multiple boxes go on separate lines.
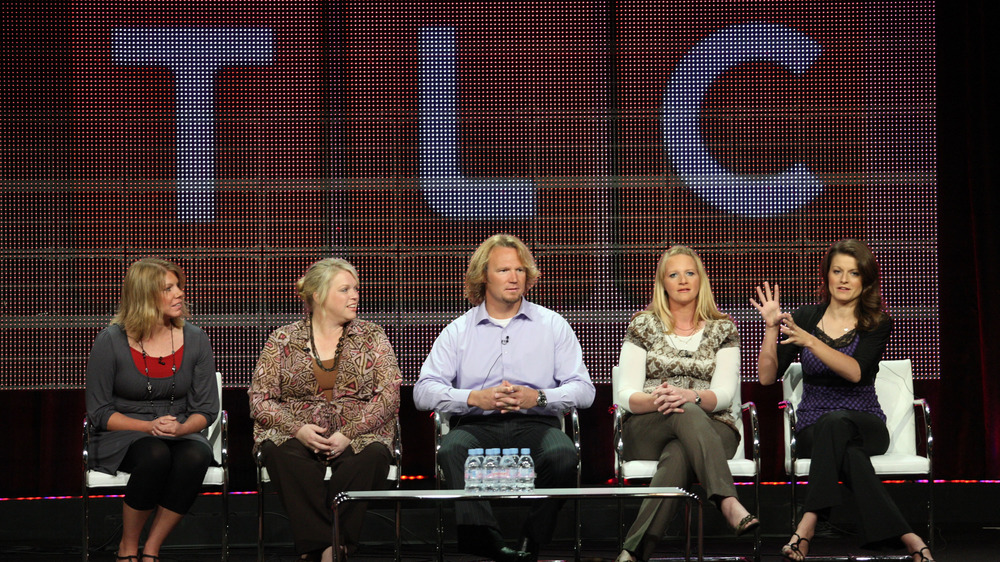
top-left (260, 438), bottom-right (391, 555)
top-left (797, 409), bottom-right (912, 546)
top-left (118, 436), bottom-right (212, 514)
top-left (438, 415), bottom-right (577, 546)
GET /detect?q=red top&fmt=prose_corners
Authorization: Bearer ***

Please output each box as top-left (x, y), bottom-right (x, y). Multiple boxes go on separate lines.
top-left (130, 346), bottom-right (185, 378)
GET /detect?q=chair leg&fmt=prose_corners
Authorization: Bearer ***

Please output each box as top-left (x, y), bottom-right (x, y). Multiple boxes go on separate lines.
top-left (394, 500), bottom-right (401, 562)
top-left (82, 488), bottom-right (89, 562)
top-left (256, 488), bottom-right (264, 562)
top-left (222, 488), bottom-right (230, 561)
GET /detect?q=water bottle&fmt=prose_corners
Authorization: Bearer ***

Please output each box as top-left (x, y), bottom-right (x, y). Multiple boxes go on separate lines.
top-left (482, 448), bottom-right (501, 492)
top-left (499, 448), bottom-right (519, 492)
top-left (464, 448), bottom-right (484, 492)
top-left (517, 448), bottom-right (535, 491)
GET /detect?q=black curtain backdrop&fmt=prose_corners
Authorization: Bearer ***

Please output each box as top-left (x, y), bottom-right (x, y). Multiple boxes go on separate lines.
top-left (2, 1), bottom-right (998, 499)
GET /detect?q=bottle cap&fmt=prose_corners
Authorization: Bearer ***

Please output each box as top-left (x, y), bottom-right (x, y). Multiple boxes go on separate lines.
top-left (520, 448), bottom-right (531, 455)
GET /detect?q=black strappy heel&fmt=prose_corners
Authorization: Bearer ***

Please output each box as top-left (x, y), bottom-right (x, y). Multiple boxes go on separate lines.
top-left (781, 532), bottom-right (810, 561)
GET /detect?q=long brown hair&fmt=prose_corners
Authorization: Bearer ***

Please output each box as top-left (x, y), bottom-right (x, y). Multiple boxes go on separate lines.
top-left (817, 239), bottom-right (885, 331)
top-left (112, 258), bottom-right (188, 340)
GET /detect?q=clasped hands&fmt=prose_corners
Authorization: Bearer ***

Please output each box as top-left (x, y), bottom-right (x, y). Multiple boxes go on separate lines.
top-left (470, 379), bottom-right (537, 413)
top-left (296, 424), bottom-right (352, 459)
top-left (149, 415), bottom-right (182, 437)
top-left (651, 383), bottom-right (694, 415)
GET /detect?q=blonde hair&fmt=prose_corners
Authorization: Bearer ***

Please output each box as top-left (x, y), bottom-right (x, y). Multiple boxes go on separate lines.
top-left (464, 234), bottom-right (540, 305)
top-left (296, 258), bottom-right (360, 312)
top-left (642, 246), bottom-right (728, 332)
top-left (112, 258), bottom-right (188, 340)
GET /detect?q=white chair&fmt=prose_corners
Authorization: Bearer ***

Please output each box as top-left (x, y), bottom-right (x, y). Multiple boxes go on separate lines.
top-left (433, 408), bottom-right (582, 561)
top-left (612, 365), bottom-right (761, 562)
top-left (255, 417), bottom-right (402, 562)
top-left (83, 371), bottom-right (228, 561)
top-left (781, 359), bottom-right (933, 545)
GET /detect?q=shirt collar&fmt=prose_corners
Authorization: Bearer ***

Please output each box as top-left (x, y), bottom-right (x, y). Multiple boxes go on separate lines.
top-left (473, 298), bottom-right (536, 326)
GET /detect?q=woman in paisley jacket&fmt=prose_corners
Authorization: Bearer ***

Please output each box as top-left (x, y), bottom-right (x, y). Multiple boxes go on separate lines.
top-left (614, 246), bottom-right (758, 562)
top-left (249, 258), bottom-right (401, 562)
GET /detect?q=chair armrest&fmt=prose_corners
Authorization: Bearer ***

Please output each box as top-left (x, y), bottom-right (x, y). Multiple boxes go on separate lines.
top-left (740, 401), bottom-right (761, 470)
top-left (565, 407), bottom-right (581, 487)
top-left (914, 398), bottom-right (933, 463)
top-left (433, 411), bottom-right (446, 488)
top-left (82, 415), bottom-right (90, 477)
top-left (612, 406), bottom-right (624, 484)
top-left (393, 417), bottom-right (403, 470)
top-left (220, 410), bottom-right (229, 468)
top-left (779, 400), bottom-right (799, 470)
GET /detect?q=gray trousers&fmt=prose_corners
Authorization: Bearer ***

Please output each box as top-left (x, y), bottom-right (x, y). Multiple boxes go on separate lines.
top-left (622, 404), bottom-right (739, 560)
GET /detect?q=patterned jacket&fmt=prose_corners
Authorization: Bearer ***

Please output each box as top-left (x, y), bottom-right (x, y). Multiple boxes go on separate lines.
top-left (249, 318), bottom-right (401, 455)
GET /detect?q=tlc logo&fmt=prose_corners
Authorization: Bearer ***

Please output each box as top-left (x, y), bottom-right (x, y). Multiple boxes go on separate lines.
top-left (113, 22), bottom-right (822, 222)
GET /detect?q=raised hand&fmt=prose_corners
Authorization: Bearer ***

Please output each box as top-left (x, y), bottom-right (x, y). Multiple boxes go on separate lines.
top-left (750, 281), bottom-right (783, 327)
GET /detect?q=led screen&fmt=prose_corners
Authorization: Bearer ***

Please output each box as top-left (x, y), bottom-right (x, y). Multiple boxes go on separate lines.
top-left (0, 1), bottom-right (936, 389)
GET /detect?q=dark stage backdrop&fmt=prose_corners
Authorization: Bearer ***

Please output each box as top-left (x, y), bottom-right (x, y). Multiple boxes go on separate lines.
top-left (3, 1), bottom-right (994, 498)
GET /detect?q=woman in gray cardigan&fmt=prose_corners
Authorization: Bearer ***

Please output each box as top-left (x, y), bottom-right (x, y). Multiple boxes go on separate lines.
top-left (85, 258), bottom-right (219, 562)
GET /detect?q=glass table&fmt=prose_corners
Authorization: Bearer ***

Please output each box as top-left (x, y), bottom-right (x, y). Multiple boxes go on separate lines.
top-left (332, 486), bottom-right (703, 561)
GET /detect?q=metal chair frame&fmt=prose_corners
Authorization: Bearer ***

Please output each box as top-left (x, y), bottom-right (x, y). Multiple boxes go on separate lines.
top-left (82, 371), bottom-right (228, 561)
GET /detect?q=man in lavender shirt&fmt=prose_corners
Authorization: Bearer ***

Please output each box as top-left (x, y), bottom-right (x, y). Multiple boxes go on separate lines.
top-left (414, 233), bottom-right (595, 562)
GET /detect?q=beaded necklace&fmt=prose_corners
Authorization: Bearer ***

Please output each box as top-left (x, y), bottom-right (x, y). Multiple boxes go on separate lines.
top-left (309, 316), bottom-right (348, 373)
top-left (137, 327), bottom-right (177, 408)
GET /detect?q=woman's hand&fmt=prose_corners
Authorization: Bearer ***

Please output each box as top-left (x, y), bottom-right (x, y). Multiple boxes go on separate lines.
top-left (651, 383), bottom-right (688, 415)
top-left (295, 423), bottom-right (334, 455)
top-left (150, 415), bottom-right (180, 437)
top-left (326, 431), bottom-right (352, 459)
top-left (777, 312), bottom-right (816, 348)
top-left (750, 281), bottom-right (783, 327)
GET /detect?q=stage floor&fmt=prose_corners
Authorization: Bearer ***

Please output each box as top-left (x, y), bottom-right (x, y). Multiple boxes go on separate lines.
top-left (3, 482), bottom-right (999, 561)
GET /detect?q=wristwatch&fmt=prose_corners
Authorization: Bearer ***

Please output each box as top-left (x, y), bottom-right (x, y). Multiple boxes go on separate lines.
top-left (536, 389), bottom-right (548, 408)
top-left (693, 391), bottom-right (702, 406)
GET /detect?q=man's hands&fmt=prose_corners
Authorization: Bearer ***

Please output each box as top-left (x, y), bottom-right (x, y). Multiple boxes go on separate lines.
top-left (467, 380), bottom-right (540, 413)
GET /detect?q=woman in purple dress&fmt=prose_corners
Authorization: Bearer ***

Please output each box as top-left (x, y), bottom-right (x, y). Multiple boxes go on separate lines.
top-left (752, 239), bottom-right (934, 562)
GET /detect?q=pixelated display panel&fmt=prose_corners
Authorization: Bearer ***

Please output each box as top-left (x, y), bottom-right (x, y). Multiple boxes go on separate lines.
top-left (0, 1), bottom-right (935, 389)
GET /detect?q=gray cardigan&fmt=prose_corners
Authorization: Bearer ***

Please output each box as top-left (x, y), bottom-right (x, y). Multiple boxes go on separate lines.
top-left (85, 323), bottom-right (219, 474)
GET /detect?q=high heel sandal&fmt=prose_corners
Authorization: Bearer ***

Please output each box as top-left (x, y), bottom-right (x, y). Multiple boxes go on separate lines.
top-left (781, 532), bottom-right (809, 561)
top-left (115, 554), bottom-right (138, 561)
top-left (733, 513), bottom-right (760, 536)
top-left (140, 554), bottom-right (160, 561)
top-left (910, 546), bottom-right (935, 562)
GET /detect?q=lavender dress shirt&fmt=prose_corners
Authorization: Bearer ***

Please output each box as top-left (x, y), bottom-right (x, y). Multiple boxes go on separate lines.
top-left (413, 299), bottom-right (595, 416)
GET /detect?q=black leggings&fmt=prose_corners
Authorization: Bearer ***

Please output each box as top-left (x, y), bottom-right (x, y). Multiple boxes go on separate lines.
top-left (118, 436), bottom-right (213, 514)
